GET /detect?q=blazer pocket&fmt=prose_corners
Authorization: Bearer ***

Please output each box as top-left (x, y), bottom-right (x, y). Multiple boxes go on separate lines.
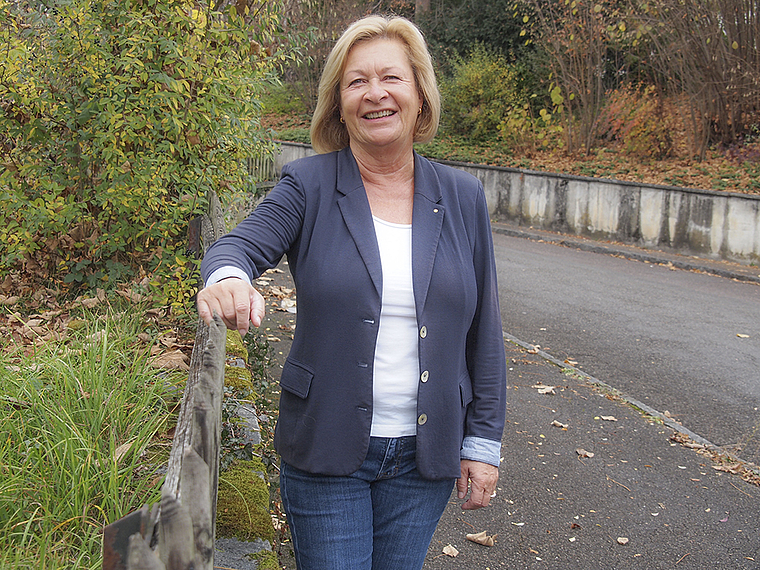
top-left (280, 358), bottom-right (314, 399)
top-left (459, 374), bottom-right (473, 407)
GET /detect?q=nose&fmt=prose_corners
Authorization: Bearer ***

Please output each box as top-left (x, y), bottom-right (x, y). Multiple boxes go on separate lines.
top-left (364, 78), bottom-right (387, 102)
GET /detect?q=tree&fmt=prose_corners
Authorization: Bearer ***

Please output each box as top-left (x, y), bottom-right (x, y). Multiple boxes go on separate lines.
top-left (0, 0), bottom-right (289, 300)
top-left (629, 0), bottom-right (760, 159)
top-left (518, 0), bottom-right (631, 154)
top-left (418, 0), bottom-right (525, 65)
top-left (279, 0), bottom-right (414, 113)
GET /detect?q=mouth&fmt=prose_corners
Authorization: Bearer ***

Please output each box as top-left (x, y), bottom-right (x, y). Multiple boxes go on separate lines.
top-left (363, 110), bottom-right (396, 120)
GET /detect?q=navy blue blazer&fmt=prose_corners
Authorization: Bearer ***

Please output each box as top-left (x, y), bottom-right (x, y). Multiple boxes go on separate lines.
top-left (201, 147), bottom-right (506, 479)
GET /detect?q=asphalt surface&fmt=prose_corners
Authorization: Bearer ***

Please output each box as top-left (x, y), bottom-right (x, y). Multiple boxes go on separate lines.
top-left (490, 224), bottom-right (760, 466)
top-left (423, 225), bottom-right (760, 570)
top-left (254, 227), bottom-right (760, 570)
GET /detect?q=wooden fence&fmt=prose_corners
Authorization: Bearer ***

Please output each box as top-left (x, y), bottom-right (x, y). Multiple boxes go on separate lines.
top-left (102, 155), bottom-right (278, 569)
top-left (102, 192), bottom-right (228, 570)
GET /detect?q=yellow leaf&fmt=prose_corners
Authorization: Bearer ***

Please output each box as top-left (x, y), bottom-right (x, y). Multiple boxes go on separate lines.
top-left (732, 41), bottom-right (739, 49)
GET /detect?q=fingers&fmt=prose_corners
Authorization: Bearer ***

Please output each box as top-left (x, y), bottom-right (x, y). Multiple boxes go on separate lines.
top-left (458, 460), bottom-right (499, 511)
top-left (196, 278), bottom-right (265, 335)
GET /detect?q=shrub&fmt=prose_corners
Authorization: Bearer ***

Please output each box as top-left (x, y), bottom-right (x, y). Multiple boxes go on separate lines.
top-left (498, 85), bottom-right (566, 155)
top-left (0, 0), bottom-right (286, 299)
top-left (440, 45), bottom-right (530, 142)
top-left (597, 84), bottom-right (675, 160)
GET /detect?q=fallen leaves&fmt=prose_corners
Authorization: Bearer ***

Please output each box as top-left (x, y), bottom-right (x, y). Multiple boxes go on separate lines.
top-left (532, 384), bottom-right (556, 395)
top-left (150, 350), bottom-right (190, 371)
top-left (576, 448), bottom-right (595, 458)
top-left (466, 530), bottom-right (497, 547)
top-left (442, 544), bottom-right (459, 557)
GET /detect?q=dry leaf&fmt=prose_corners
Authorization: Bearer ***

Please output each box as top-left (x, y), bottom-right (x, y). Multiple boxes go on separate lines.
top-left (737, 333), bottom-right (749, 338)
top-left (151, 350), bottom-right (190, 371)
top-left (576, 448), bottom-right (594, 458)
top-left (442, 544), bottom-right (459, 557)
top-left (116, 289), bottom-right (145, 303)
top-left (280, 298), bottom-right (297, 313)
top-left (712, 463), bottom-right (742, 474)
top-left (80, 296), bottom-right (100, 308)
top-left (466, 531), bottom-right (496, 547)
top-left (527, 344), bottom-right (540, 354)
top-left (552, 420), bottom-right (568, 429)
top-left (600, 415), bottom-right (618, 422)
top-left (114, 441), bottom-right (133, 463)
top-left (617, 537), bottom-right (629, 545)
top-left (531, 384), bottom-right (556, 395)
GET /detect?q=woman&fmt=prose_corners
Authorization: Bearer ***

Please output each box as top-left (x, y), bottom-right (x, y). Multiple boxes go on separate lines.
top-left (197, 15), bottom-right (506, 570)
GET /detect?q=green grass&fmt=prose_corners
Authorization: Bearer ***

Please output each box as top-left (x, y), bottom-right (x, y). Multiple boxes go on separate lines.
top-left (0, 308), bottom-right (183, 569)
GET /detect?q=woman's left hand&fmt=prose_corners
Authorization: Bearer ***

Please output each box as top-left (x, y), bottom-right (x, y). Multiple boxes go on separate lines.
top-left (457, 460), bottom-right (499, 510)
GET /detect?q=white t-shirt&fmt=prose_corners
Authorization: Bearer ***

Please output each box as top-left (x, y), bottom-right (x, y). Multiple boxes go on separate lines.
top-left (370, 216), bottom-right (419, 437)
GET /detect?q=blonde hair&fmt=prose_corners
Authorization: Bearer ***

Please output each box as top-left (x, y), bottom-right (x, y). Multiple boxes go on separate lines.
top-left (310, 15), bottom-right (440, 154)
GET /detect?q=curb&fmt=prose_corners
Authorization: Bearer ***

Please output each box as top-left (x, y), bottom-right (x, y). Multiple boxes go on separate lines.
top-left (503, 331), bottom-right (760, 480)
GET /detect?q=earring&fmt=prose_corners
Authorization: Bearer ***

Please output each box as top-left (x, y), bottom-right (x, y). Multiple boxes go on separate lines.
top-left (418, 107), bottom-right (422, 115)
top-left (340, 116), bottom-right (345, 123)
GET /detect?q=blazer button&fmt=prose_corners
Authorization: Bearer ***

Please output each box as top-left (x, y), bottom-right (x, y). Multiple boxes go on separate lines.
top-left (417, 413), bottom-right (428, 425)
top-left (420, 370), bottom-right (429, 383)
top-left (419, 326), bottom-right (427, 339)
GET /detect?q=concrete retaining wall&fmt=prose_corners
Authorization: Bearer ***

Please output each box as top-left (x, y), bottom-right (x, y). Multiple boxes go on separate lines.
top-left (275, 142), bottom-right (760, 265)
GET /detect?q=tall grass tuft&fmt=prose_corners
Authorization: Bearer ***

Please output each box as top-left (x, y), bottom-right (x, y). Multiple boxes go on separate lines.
top-left (0, 308), bottom-right (183, 569)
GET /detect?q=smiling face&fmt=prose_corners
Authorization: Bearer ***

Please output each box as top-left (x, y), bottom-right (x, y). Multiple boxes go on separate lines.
top-left (339, 37), bottom-right (423, 157)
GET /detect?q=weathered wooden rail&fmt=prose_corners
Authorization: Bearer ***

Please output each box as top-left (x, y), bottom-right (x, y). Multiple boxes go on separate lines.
top-left (102, 191), bottom-right (229, 570)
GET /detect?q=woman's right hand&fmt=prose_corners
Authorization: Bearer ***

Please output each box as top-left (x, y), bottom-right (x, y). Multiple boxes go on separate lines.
top-left (197, 278), bottom-right (266, 336)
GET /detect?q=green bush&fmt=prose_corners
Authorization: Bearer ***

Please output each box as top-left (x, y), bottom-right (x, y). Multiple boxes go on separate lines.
top-left (0, 0), bottom-right (286, 298)
top-left (498, 85), bottom-right (565, 154)
top-left (440, 45), bottom-right (531, 142)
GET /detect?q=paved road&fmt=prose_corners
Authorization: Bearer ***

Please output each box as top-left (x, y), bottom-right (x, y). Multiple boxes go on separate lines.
top-left (492, 231), bottom-right (760, 464)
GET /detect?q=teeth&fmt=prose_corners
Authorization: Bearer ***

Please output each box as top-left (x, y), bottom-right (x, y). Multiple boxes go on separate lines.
top-left (364, 110), bottom-right (394, 119)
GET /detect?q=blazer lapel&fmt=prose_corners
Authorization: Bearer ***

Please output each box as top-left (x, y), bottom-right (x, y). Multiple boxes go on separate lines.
top-left (412, 153), bottom-right (444, 316)
top-left (336, 148), bottom-right (383, 298)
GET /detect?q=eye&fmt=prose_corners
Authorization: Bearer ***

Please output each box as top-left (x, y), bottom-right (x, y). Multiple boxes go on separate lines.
top-left (348, 77), bottom-right (365, 86)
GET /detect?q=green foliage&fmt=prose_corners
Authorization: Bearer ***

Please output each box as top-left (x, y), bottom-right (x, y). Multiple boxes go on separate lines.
top-left (418, 0), bottom-right (526, 65)
top-left (597, 84), bottom-right (674, 160)
top-left (0, 309), bottom-right (181, 569)
top-left (260, 81), bottom-right (308, 116)
top-left (498, 85), bottom-right (565, 154)
top-left (440, 45), bottom-right (531, 142)
top-left (0, 0), bottom-right (287, 295)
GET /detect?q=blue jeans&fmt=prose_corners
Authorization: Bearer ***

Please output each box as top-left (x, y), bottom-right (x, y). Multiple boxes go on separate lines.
top-left (280, 436), bottom-right (455, 570)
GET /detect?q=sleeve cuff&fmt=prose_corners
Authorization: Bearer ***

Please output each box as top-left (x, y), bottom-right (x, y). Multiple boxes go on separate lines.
top-left (204, 266), bottom-right (252, 287)
top-left (461, 436), bottom-right (501, 467)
